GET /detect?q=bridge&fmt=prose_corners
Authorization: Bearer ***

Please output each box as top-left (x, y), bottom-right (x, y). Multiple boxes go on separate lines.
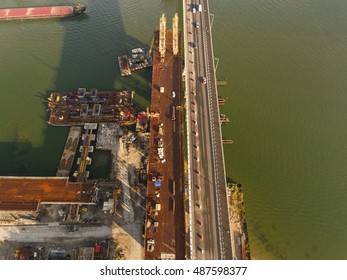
top-left (183, 0), bottom-right (233, 259)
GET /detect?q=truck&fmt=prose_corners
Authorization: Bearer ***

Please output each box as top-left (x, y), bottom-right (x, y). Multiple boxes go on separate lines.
top-left (158, 123), bottom-right (164, 135)
top-left (172, 106), bottom-right (176, 121)
top-left (198, 4), bottom-right (203, 12)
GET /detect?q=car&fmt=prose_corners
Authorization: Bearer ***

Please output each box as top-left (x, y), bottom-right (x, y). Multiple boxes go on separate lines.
top-left (202, 77), bottom-right (207, 84)
top-left (146, 244), bottom-right (154, 252)
top-left (195, 185), bottom-right (200, 190)
top-left (196, 219), bottom-right (202, 225)
top-left (195, 22), bottom-right (199, 28)
top-left (197, 233), bottom-right (203, 240)
top-left (195, 202), bottom-right (201, 209)
top-left (193, 42), bottom-right (197, 49)
top-left (198, 4), bottom-right (203, 12)
top-left (197, 246), bottom-right (204, 253)
top-left (147, 239), bottom-right (155, 245)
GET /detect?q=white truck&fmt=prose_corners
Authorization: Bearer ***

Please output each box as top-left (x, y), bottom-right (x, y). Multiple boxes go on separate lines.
top-left (198, 4), bottom-right (202, 12)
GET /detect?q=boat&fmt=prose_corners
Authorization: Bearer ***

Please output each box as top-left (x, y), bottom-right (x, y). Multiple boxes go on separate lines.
top-left (0, 4), bottom-right (86, 20)
top-left (118, 47), bottom-right (153, 76)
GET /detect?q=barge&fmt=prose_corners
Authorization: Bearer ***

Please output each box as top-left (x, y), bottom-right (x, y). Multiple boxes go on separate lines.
top-left (47, 88), bottom-right (137, 126)
top-left (0, 4), bottom-right (86, 20)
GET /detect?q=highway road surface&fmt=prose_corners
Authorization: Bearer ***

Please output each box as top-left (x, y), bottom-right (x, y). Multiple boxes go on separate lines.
top-left (183, 0), bottom-right (233, 260)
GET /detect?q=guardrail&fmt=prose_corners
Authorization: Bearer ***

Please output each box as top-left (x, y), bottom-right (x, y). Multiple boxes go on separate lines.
top-left (200, 0), bottom-right (232, 259)
top-left (183, 0), bottom-right (194, 260)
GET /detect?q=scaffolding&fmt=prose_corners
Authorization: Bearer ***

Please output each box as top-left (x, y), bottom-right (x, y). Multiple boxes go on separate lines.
top-left (159, 13), bottom-right (166, 61)
top-left (222, 139), bottom-right (234, 145)
top-left (218, 97), bottom-right (227, 106)
top-left (220, 114), bottom-right (230, 124)
top-left (172, 13), bottom-right (178, 56)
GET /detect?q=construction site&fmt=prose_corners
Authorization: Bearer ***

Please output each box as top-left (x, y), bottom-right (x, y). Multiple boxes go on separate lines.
top-left (0, 13), bottom-right (185, 261)
top-left (0, 121), bottom-right (149, 260)
top-left (143, 13), bottom-right (185, 260)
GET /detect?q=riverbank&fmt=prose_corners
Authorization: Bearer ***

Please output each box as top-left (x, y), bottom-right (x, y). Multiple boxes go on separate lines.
top-left (228, 183), bottom-right (251, 260)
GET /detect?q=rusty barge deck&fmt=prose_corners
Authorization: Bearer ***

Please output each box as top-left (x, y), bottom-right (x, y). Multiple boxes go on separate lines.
top-left (47, 88), bottom-right (137, 126)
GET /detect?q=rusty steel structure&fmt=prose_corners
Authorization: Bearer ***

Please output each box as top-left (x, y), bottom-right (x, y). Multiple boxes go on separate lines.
top-left (144, 20), bottom-right (185, 259)
top-left (0, 177), bottom-right (97, 211)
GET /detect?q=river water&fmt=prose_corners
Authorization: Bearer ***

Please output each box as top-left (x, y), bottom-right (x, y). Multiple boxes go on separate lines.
top-left (1, 0), bottom-right (346, 259)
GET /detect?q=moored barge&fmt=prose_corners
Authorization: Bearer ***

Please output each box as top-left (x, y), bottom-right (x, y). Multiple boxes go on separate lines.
top-left (118, 47), bottom-right (153, 77)
top-left (47, 88), bottom-right (137, 126)
top-left (0, 4), bottom-right (86, 20)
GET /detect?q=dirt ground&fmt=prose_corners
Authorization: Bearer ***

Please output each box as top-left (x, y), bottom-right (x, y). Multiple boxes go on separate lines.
top-left (227, 184), bottom-right (248, 260)
top-left (0, 224), bottom-right (112, 260)
top-left (96, 123), bottom-right (148, 259)
top-left (111, 221), bottom-right (144, 260)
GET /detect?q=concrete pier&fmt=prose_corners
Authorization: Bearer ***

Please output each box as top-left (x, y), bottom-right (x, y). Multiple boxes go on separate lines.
top-left (56, 126), bottom-right (82, 177)
top-left (75, 124), bottom-right (97, 182)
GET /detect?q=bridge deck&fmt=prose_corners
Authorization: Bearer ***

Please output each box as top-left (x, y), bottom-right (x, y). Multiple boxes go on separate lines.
top-left (184, 0), bottom-right (233, 259)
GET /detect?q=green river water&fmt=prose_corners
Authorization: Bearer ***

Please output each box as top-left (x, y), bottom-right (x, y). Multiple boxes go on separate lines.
top-left (1, 0), bottom-right (347, 259)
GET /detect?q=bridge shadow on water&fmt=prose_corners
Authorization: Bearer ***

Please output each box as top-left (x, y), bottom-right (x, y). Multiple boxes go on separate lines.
top-left (49, 0), bottom-right (153, 248)
top-left (0, 0), bottom-right (158, 254)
